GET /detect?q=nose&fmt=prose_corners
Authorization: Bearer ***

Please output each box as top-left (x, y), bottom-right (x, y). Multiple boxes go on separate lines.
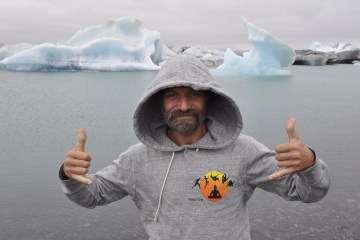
top-left (177, 96), bottom-right (190, 111)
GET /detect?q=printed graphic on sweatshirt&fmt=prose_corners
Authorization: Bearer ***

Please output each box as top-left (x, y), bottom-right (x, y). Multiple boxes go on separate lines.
top-left (192, 171), bottom-right (234, 202)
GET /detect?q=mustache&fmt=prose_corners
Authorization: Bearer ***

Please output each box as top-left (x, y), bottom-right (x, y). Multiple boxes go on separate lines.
top-left (168, 109), bottom-right (200, 118)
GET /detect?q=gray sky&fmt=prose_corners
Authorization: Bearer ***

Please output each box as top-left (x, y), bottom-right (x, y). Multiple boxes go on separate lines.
top-left (0, 0), bottom-right (359, 50)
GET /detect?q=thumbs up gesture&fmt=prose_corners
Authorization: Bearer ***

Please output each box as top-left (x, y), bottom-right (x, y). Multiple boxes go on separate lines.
top-left (63, 128), bottom-right (92, 185)
top-left (268, 118), bottom-right (316, 181)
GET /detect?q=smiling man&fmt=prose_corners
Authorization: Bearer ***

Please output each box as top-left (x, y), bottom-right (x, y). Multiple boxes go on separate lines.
top-left (162, 87), bottom-right (207, 145)
top-left (59, 54), bottom-right (330, 239)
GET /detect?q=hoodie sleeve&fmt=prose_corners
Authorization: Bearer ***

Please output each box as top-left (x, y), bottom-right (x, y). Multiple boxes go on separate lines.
top-left (244, 136), bottom-right (330, 203)
top-left (60, 148), bottom-right (135, 209)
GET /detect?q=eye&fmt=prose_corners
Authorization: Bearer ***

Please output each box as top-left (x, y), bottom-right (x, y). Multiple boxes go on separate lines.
top-left (189, 91), bottom-right (203, 99)
top-left (165, 92), bottom-right (177, 100)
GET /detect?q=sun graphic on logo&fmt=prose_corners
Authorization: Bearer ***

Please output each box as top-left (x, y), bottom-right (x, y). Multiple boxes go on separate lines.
top-left (196, 171), bottom-right (231, 202)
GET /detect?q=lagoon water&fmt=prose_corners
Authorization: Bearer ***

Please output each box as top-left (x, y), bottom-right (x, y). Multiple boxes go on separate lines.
top-left (0, 65), bottom-right (359, 240)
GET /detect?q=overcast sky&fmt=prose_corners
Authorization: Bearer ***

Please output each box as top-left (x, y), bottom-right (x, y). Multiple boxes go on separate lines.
top-left (0, 0), bottom-right (359, 50)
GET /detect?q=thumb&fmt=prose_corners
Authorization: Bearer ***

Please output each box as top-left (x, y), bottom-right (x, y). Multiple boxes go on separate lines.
top-left (75, 128), bottom-right (87, 152)
top-left (286, 118), bottom-right (299, 142)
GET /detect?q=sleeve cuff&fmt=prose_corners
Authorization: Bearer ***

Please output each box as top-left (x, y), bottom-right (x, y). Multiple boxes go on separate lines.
top-left (297, 157), bottom-right (327, 185)
top-left (58, 164), bottom-right (69, 181)
top-left (58, 164), bottom-right (87, 193)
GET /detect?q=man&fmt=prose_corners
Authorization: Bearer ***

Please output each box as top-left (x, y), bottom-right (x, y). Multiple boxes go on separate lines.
top-left (59, 54), bottom-right (330, 239)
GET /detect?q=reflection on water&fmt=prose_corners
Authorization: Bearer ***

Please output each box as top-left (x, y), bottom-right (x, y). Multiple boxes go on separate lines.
top-left (0, 65), bottom-right (359, 239)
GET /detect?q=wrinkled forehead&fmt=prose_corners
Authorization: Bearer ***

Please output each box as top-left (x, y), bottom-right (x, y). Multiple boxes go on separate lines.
top-left (159, 86), bottom-right (212, 102)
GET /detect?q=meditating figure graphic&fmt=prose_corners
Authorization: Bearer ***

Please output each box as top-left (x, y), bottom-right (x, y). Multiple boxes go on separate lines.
top-left (208, 185), bottom-right (222, 199)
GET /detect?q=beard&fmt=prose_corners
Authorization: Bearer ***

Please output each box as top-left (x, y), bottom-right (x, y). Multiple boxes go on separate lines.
top-left (163, 109), bottom-right (206, 136)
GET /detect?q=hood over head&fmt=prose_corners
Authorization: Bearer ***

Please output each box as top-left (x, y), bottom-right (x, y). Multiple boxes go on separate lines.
top-left (133, 54), bottom-right (242, 151)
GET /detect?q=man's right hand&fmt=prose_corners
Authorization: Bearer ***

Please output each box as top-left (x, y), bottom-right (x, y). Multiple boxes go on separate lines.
top-left (63, 128), bottom-right (92, 185)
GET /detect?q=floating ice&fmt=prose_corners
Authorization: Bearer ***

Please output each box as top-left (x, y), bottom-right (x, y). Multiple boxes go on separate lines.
top-left (0, 43), bottom-right (36, 61)
top-left (213, 17), bottom-right (295, 76)
top-left (309, 41), bottom-right (359, 53)
top-left (0, 18), bottom-right (163, 71)
top-left (184, 46), bottom-right (224, 67)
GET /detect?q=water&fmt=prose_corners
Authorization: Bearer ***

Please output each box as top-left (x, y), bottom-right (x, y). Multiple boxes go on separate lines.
top-left (0, 65), bottom-right (359, 240)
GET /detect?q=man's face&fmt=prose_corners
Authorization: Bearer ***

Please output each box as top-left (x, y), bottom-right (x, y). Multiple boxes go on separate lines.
top-left (162, 87), bottom-right (206, 136)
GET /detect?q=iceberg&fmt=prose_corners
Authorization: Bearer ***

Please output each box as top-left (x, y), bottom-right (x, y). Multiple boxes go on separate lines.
top-left (0, 43), bottom-right (36, 61)
top-left (0, 18), bottom-right (163, 71)
top-left (308, 41), bottom-right (360, 65)
top-left (183, 46), bottom-right (224, 67)
top-left (213, 17), bottom-right (295, 76)
top-left (309, 41), bottom-right (359, 53)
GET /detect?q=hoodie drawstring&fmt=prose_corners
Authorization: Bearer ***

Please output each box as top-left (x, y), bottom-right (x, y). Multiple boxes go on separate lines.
top-left (154, 151), bottom-right (175, 222)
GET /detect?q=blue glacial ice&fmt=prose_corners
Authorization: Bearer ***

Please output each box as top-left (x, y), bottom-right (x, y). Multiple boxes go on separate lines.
top-left (0, 18), bottom-right (163, 71)
top-left (212, 17), bottom-right (295, 76)
top-left (0, 16), bottom-right (296, 74)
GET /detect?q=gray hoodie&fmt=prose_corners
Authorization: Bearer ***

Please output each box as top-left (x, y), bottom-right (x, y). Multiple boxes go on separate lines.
top-left (60, 54), bottom-right (330, 239)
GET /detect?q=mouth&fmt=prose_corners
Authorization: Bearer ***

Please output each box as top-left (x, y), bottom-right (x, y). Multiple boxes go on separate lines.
top-left (165, 109), bottom-right (202, 124)
top-left (173, 113), bottom-right (195, 120)
top-left (176, 116), bottom-right (194, 122)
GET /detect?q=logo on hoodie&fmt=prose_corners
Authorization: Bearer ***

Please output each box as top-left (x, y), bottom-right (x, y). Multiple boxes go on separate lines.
top-left (192, 171), bottom-right (234, 202)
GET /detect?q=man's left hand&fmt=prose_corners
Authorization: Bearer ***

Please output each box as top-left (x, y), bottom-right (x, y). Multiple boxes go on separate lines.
top-left (268, 118), bottom-right (315, 181)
